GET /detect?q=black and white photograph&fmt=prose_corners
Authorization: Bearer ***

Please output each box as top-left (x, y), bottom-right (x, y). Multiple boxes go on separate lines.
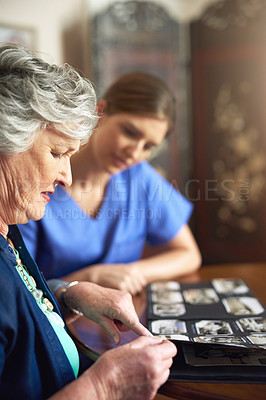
top-left (150, 281), bottom-right (181, 292)
top-left (212, 278), bottom-right (249, 295)
top-left (194, 335), bottom-right (246, 346)
top-left (222, 297), bottom-right (265, 316)
top-left (195, 320), bottom-right (233, 335)
top-left (152, 303), bottom-right (186, 317)
top-left (183, 345), bottom-right (266, 367)
top-left (183, 288), bottom-right (219, 305)
top-left (150, 319), bottom-right (186, 335)
top-left (151, 290), bottom-right (183, 304)
top-left (237, 318), bottom-right (266, 333)
top-left (247, 334), bottom-right (266, 346)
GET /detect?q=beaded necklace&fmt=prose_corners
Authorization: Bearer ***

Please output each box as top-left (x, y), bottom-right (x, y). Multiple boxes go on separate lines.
top-left (8, 239), bottom-right (64, 328)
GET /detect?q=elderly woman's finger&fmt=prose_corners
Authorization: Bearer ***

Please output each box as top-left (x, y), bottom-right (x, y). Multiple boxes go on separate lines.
top-left (114, 314), bottom-right (153, 337)
top-left (99, 316), bottom-right (153, 344)
top-left (97, 318), bottom-right (122, 344)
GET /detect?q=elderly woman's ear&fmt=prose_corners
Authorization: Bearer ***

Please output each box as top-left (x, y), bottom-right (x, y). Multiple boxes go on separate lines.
top-left (96, 99), bottom-right (108, 116)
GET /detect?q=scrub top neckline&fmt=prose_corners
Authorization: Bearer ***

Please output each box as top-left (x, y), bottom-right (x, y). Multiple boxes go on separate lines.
top-left (57, 178), bottom-right (112, 221)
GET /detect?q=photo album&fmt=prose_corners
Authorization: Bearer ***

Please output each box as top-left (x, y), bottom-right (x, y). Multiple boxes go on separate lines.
top-left (146, 278), bottom-right (266, 383)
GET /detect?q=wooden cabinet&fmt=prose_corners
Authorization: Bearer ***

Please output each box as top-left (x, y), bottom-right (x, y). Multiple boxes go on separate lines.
top-left (90, 1), bottom-right (188, 185)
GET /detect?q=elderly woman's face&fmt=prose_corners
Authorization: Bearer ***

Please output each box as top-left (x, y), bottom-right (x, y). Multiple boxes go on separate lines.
top-left (4, 126), bottom-right (80, 224)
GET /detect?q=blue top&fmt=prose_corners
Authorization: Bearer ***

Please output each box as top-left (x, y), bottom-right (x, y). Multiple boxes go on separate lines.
top-left (12, 245), bottom-right (80, 378)
top-left (0, 225), bottom-right (76, 400)
top-left (19, 161), bottom-right (193, 279)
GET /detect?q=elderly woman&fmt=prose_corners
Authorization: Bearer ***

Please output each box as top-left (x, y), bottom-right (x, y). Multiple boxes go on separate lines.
top-left (0, 43), bottom-right (176, 400)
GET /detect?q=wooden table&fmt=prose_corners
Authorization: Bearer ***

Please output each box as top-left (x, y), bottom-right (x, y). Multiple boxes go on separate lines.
top-left (67, 263), bottom-right (266, 400)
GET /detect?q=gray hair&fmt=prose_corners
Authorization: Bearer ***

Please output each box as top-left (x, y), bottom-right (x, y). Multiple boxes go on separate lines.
top-left (0, 42), bottom-right (98, 155)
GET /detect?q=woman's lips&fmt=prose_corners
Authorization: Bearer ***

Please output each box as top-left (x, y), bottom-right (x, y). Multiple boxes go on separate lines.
top-left (113, 155), bottom-right (128, 169)
top-left (40, 192), bottom-right (51, 203)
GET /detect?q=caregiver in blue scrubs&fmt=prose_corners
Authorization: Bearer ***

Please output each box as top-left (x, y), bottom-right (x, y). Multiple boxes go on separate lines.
top-left (19, 72), bottom-right (201, 295)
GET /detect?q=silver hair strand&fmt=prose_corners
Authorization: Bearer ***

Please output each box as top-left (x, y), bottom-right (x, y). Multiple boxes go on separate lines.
top-left (0, 42), bottom-right (98, 155)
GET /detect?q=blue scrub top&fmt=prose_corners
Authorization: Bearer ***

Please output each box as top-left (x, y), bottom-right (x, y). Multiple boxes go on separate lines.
top-left (19, 161), bottom-right (193, 279)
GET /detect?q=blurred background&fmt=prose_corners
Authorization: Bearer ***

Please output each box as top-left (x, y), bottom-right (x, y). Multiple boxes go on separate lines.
top-left (1, 0), bottom-right (265, 265)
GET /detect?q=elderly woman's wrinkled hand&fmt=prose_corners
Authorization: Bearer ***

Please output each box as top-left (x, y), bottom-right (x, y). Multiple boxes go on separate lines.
top-left (79, 336), bottom-right (177, 400)
top-left (62, 281), bottom-right (152, 343)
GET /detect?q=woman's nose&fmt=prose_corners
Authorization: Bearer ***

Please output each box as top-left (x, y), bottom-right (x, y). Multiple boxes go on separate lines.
top-left (126, 141), bottom-right (144, 161)
top-left (57, 157), bottom-right (73, 188)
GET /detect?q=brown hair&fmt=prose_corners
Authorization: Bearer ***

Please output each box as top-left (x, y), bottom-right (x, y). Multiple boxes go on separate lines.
top-left (102, 71), bottom-right (176, 135)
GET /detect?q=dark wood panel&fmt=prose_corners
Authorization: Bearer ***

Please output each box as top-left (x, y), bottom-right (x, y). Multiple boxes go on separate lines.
top-left (190, 0), bottom-right (266, 263)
